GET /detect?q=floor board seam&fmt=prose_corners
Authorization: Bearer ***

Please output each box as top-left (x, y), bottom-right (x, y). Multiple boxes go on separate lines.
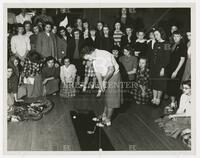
top-left (134, 114), bottom-right (171, 150)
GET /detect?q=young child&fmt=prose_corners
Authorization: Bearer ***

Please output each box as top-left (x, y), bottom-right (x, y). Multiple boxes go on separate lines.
top-left (60, 57), bottom-right (77, 98)
top-left (132, 57), bottom-right (153, 104)
top-left (83, 59), bottom-right (102, 97)
top-left (83, 59), bottom-right (97, 91)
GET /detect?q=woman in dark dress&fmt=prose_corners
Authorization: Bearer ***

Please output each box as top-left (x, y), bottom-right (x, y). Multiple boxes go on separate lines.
top-left (133, 30), bottom-right (148, 57)
top-left (149, 28), bottom-right (171, 105)
top-left (146, 29), bottom-right (156, 63)
top-left (96, 21), bottom-right (104, 49)
top-left (166, 31), bottom-right (187, 107)
top-left (102, 24), bottom-right (113, 52)
top-left (121, 25), bottom-right (136, 49)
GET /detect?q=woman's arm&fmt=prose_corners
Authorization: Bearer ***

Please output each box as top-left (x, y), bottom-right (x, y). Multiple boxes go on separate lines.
top-left (60, 67), bottom-right (65, 83)
top-left (43, 77), bottom-right (55, 85)
top-left (11, 37), bottom-right (17, 54)
top-left (170, 112), bottom-right (190, 118)
top-left (95, 71), bottom-right (104, 92)
top-left (128, 68), bottom-right (137, 75)
top-left (13, 93), bottom-right (23, 102)
top-left (171, 57), bottom-right (186, 79)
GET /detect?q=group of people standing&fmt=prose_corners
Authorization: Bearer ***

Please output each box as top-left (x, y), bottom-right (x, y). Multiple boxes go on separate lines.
top-left (7, 8), bottom-right (191, 128)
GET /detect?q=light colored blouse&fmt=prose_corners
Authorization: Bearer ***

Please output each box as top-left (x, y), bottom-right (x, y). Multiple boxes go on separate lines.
top-left (176, 93), bottom-right (191, 117)
top-left (60, 64), bottom-right (77, 83)
top-left (93, 49), bottom-right (119, 77)
top-left (11, 34), bottom-right (31, 60)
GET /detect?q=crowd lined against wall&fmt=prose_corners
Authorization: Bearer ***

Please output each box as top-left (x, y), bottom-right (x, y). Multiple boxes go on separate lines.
top-left (7, 8), bottom-right (192, 147)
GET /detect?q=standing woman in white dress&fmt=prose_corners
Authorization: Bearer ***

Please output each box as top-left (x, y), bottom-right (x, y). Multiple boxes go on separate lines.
top-left (81, 46), bottom-right (123, 127)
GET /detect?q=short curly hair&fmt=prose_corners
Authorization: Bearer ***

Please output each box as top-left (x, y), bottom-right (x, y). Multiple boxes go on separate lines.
top-left (81, 45), bottom-right (95, 58)
top-left (61, 56), bottom-right (71, 65)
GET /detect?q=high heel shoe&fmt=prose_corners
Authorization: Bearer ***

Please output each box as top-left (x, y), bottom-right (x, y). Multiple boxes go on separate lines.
top-left (96, 119), bottom-right (112, 127)
top-left (96, 90), bottom-right (102, 97)
top-left (92, 113), bottom-right (106, 122)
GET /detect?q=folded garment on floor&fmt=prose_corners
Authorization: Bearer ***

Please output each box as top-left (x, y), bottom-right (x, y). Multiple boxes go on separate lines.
top-left (8, 99), bottom-right (54, 122)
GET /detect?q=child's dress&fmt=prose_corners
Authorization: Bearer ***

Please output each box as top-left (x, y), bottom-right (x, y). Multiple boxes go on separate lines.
top-left (60, 64), bottom-right (77, 98)
top-left (132, 68), bottom-right (153, 104)
top-left (84, 60), bottom-right (96, 78)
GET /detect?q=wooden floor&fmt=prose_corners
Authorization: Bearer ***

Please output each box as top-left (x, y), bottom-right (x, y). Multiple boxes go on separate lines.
top-left (7, 93), bottom-right (188, 151)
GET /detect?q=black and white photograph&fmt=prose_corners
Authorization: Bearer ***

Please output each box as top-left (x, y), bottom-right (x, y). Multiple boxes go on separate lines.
top-left (1, 1), bottom-right (199, 156)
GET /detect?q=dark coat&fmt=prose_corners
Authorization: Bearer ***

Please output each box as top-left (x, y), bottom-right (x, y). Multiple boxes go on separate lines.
top-left (67, 38), bottom-right (84, 59)
top-left (57, 36), bottom-right (68, 60)
top-left (121, 34), bottom-right (136, 48)
top-left (36, 32), bottom-right (57, 59)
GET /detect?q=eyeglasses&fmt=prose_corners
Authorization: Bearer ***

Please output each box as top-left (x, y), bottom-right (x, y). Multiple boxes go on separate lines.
top-left (183, 87), bottom-right (190, 90)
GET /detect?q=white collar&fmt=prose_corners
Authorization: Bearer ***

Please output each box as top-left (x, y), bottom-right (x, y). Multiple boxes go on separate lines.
top-left (136, 39), bottom-right (146, 43)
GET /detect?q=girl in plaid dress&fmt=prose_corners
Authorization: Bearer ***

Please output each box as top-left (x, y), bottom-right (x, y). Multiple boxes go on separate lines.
top-left (83, 60), bottom-right (97, 91)
top-left (60, 57), bottom-right (77, 98)
top-left (132, 57), bottom-right (153, 104)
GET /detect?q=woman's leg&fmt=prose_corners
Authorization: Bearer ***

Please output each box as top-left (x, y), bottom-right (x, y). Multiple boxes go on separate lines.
top-left (105, 107), bottom-right (113, 125)
top-left (83, 76), bottom-right (89, 92)
top-left (152, 89), bottom-right (157, 103)
top-left (76, 75), bottom-right (81, 86)
top-left (91, 77), bottom-right (96, 89)
top-left (156, 91), bottom-right (163, 105)
top-left (94, 105), bottom-right (106, 120)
